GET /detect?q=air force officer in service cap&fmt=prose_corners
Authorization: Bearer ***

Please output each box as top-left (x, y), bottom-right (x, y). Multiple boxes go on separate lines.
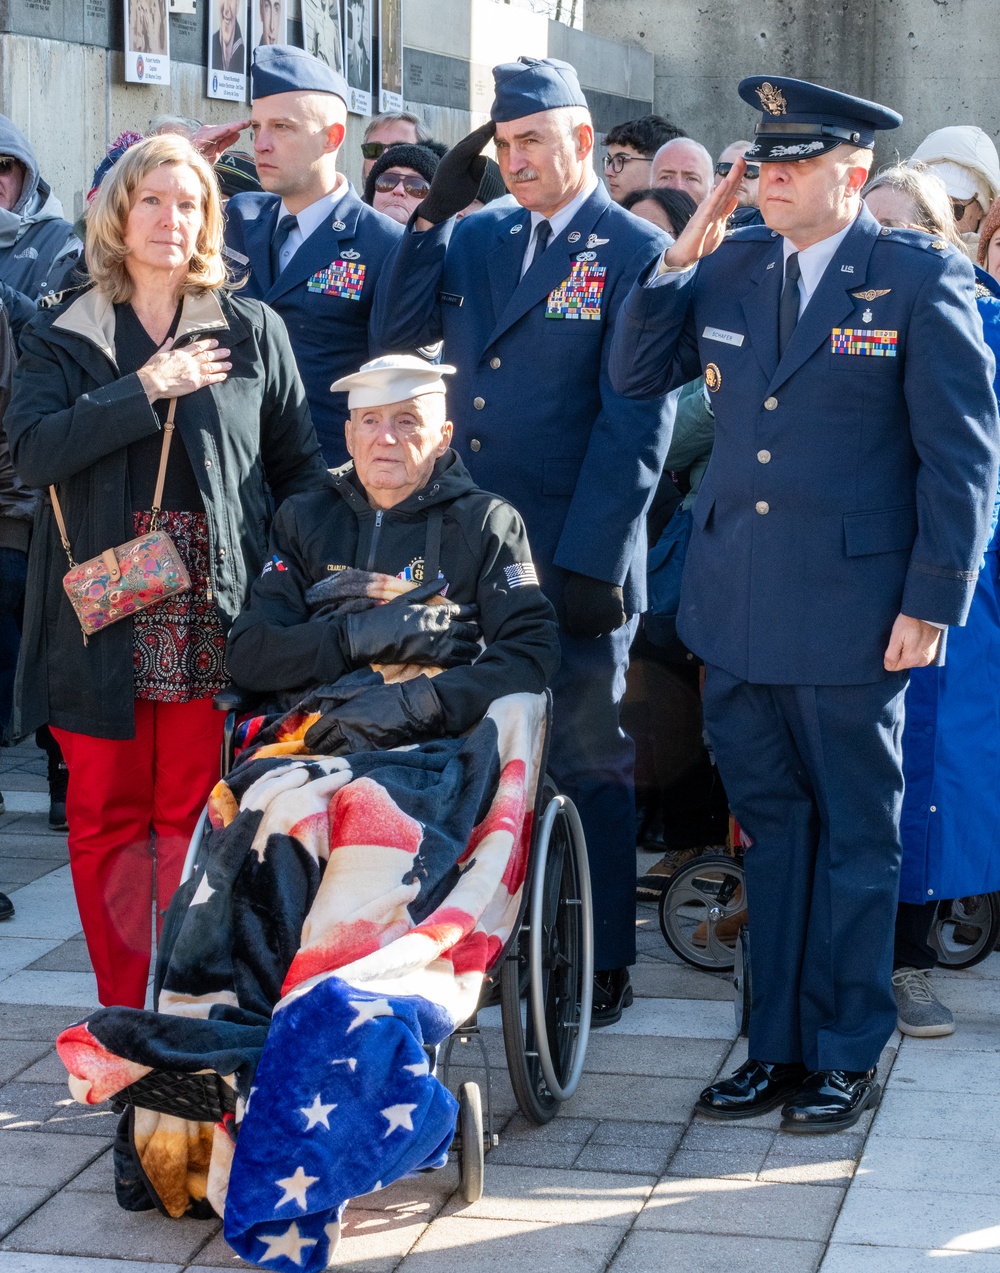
top-left (610, 75), bottom-right (1000, 1133)
top-left (370, 56), bottom-right (677, 1028)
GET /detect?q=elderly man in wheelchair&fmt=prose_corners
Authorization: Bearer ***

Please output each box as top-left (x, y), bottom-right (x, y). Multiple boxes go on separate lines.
top-left (55, 356), bottom-right (578, 1270)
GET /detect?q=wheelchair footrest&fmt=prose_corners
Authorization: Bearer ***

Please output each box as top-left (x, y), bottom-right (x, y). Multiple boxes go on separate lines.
top-left (114, 1070), bottom-right (237, 1124)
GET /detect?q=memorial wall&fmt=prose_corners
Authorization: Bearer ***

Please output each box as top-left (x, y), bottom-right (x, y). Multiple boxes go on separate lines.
top-left (0, 0), bottom-right (652, 227)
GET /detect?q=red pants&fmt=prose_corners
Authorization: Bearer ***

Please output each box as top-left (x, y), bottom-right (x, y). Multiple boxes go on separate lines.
top-left (52, 697), bottom-right (224, 1009)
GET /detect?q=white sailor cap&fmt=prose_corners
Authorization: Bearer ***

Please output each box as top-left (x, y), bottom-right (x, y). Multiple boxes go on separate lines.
top-left (331, 355), bottom-right (456, 409)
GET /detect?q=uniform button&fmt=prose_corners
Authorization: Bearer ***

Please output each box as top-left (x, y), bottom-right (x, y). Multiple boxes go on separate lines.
top-left (473, 396), bottom-right (485, 410)
top-left (757, 449), bottom-right (771, 464)
top-left (755, 500), bottom-right (769, 515)
top-left (764, 396), bottom-right (778, 411)
top-left (217, 547), bottom-right (226, 559)
top-left (930, 805), bottom-right (937, 812)
top-left (204, 458), bottom-right (213, 468)
top-left (470, 439), bottom-right (482, 452)
top-left (490, 357), bottom-right (501, 369)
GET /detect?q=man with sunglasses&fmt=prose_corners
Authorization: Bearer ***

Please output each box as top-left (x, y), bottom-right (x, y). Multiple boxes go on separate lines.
top-left (716, 141), bottom-right (763, 229)
top-left (362, 111), bottom-right (432, 182)
top-left (371, 56), bottom-right (676, 1029)
top-left (0, 115), bottom-right (80, 304)
top-left (221, 44), bottom-right (403, 465)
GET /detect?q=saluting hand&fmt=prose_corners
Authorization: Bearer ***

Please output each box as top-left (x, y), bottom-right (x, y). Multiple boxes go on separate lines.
top-left (662, 157), bottom-right (747, 270)
top-left (137, 338), bottom-right (232, 403)
top-left (191, 119), bottom-right (251, 166)
top-left (415, 120), bottom-right (497, 230)
top-left (883, 613), bottom-right (943, 672)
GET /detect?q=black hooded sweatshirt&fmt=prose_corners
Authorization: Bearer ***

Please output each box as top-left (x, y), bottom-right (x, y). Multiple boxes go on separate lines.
top-left (226, 450), bottom-right (561, 732)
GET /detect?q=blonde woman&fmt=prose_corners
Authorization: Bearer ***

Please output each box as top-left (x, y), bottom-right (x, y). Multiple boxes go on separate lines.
top-left (6, 135), bottom-right (326, 1008)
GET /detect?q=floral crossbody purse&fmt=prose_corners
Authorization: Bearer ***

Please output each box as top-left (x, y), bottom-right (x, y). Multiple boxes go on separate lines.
top-left (50, 398), bottom-right (192, 641)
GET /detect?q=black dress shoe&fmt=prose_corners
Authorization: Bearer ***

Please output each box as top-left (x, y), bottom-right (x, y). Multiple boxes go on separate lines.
top-left (780, 1068), bottom-right (880, 1134)
top-left (0, 893), bottom-right (15, 921)
top-left (591, 968), bottom-right (633, 1028)
top-left (696, 1058), bottom-right (808, 1120)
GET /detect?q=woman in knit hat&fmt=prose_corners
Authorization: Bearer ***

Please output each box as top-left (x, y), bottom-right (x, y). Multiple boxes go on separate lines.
top-left (978, 196), bottom-right (1000, 284)
top-left (363, 142), bottom-right (439, 225)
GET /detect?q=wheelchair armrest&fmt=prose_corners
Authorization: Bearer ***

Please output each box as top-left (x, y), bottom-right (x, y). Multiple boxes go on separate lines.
top-left (213, 685), bottom-right (260, 714)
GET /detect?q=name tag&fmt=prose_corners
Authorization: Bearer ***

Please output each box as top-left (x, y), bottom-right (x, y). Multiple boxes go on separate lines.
top-left (831, 327), bottom-right (898, 356)
top-left (702, 326), bottom-right (745, 347)
top-left (438, 291), bottom-right (464, 307)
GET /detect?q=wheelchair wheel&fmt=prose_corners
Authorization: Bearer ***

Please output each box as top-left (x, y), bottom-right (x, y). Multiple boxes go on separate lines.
top-left (501, 784), bottom-right (593, 1125)
top-left (659, 854), bottom-right (746, 972)
top-left (733, 925), bottom-right (751, 1038)
top-left (458, 1082), bottom-right (484, 1203)
top-left (930, 893), bottom-right (1000, 970)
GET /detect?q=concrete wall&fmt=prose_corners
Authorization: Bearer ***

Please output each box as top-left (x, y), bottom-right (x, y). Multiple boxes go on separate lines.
top-left (0, 0), bottom-right (653, 231)
top-left (584, 0), bottom-right (1000, 171)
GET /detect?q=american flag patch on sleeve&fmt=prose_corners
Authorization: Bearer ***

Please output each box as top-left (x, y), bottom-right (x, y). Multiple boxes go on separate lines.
top-left (504, 562), bottom-right (539, 589)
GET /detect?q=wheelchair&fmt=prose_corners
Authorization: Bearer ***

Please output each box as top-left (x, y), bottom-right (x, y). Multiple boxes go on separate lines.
top-left (112, 687), bottom-right (593, 1206)
top-left (658, 819), bottom-right (747, 974)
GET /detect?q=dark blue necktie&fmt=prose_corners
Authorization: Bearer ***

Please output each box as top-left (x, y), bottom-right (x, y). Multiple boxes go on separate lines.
top-left (270, 213), bottom-right (298, 277)
top-left (778, 251), bottom-right (801, 356)
top-left (526, 218), bottom-right (552, 272)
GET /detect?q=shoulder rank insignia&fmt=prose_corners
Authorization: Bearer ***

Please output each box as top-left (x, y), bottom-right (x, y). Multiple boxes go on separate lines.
top-left (756, 81), bottom-right (787, 116)
top-left (851, 288), bottom-right (891, 301)
top-left (976, 281), bottom-right (994, 299)
top-left (931, 239), bottom-right (947, 250)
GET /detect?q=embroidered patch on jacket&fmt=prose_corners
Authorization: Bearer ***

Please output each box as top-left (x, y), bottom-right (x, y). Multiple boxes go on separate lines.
top-left (831, 328), bottom-right (898, 356)
top-left (261, 555), bottom-right (287, 576)
top-left (504, 562), bottom-right (539, 589)
top-left (546, 260), bottom-right (606, 319)
top-left (307, 259), bottom-right (366, 300)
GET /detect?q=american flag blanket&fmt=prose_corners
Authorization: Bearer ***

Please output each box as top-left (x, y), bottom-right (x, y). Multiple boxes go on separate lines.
top-left (56, 686), bottom-right (546, 1271)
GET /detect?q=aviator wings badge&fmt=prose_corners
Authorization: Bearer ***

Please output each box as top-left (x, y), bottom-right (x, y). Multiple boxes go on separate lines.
top-left (851, 289), bottom-right (892, 302)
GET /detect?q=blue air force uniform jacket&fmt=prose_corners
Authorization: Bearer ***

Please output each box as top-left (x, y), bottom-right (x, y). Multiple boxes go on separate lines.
top-left (225, 184), bottom-right (403, 465)
top-left (609, 205), bottom-right (1000, 684)
top-left (368, 184), bottom-right (676, 613)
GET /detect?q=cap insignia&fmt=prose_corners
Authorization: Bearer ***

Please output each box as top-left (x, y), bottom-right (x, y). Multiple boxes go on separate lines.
top-left (756, 82), bottom-right (787, 116)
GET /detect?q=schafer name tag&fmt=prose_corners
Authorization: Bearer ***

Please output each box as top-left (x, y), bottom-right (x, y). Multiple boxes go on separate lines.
top-left (703, 326), bottom-right (745, 347)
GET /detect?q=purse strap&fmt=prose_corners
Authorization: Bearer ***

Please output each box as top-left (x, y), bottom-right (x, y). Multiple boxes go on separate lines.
top-left (49, 398), bottom-right (178, 568)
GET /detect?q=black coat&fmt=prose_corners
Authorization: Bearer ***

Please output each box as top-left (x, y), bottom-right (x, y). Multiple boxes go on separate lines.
top-left (6, 286), bottom-right (329, 740)
top-left (226, 451), bottom-right (561, 734)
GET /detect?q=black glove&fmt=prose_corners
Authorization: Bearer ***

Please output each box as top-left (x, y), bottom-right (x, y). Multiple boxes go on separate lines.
top-left (303, 676), bottom-right (445, 756)
top-left (416, 121), bottom-right (497, 226)
top-left (340, 595), bottom-right (481, 668)
top-left (562, 572), bottom-right (628, 639)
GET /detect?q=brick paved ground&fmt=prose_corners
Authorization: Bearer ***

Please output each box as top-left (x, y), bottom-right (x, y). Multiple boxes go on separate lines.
top-left (0, 738), bottom-right (996, 1271)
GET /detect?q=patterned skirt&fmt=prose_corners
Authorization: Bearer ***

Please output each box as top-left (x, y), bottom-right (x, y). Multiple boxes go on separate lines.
top-left (131, 510), bottom-right (228, 704)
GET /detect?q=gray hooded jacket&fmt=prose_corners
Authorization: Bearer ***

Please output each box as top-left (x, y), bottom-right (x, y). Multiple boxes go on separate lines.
top-left (0, 116), bottom-right (80, 300)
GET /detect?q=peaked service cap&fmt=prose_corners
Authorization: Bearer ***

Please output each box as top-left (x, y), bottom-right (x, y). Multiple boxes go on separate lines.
top-left (250, 43), bottom-right (349, 105)
top-left (331, 356), bottom-right (456, 409)
top-left (491, 56), bottom-right (588, 123)
top-left (738, 75), bottom-right (901, 162)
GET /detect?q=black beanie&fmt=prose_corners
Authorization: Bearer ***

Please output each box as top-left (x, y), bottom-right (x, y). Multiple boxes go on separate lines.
top-left (363, 143), bottom-right (440, 206)
top-left (475, 157), bottom-right (507, 205)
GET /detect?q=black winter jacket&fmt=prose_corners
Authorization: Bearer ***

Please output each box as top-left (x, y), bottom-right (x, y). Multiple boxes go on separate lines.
top-left (6, 286), bottom-right (328, 740)
top-left (227, 452), bottom-right (561, 732)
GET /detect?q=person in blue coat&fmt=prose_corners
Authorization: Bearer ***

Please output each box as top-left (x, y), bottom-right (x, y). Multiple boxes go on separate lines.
top-left (610, 76), bottom-right (1000, 1132)
top-left (222, 45), bottom-right (403, 465)
top-left (370, 56), bottom-right (676, 1025)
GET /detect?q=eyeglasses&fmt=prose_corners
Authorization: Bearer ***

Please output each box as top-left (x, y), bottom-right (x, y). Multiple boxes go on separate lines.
top-left (952, 200), bottom-right (973, 221)
top-left (361, 142), bottom-right (387, 160)
top-left (603, 152), bottom-right (651, 175)
top-left (715, 161), bottom-right (760, 179)
top-left (0, 158), bottom-right (20, 176)
top-left (374, 170), bottom-right (431, 198)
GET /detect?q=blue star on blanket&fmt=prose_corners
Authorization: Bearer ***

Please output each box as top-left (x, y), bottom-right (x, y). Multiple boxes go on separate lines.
top-left (223, 980), bottom-right (457, 1270)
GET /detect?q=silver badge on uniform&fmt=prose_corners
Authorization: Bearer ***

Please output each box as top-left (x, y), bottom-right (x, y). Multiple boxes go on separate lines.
top-left (576, 250), bottom-right (597, 262)
top-left (587, 234), bottom-right (609, 248)
top-left (510, 223), bottom-right (523, 234)
top-left (340, 249), bottom-right (361, 260)
top-left (568, 230), bottom-right (581, 243)
top-left (862, 308), bottom-right (873, 323)
top-left (332, 219), bottom-right (346, 231)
